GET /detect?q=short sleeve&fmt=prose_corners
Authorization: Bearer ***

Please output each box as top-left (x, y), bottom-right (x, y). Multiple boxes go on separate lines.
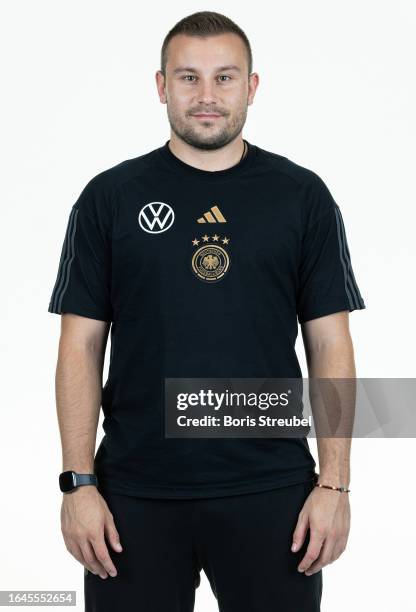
top-left (297, 176), bottom-right (366, 324)
top-left (47, 178), bottom-right (113, 322)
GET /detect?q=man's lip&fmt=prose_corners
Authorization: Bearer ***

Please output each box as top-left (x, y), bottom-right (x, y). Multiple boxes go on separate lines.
top-left (192, 113), bottom-right (222, 118)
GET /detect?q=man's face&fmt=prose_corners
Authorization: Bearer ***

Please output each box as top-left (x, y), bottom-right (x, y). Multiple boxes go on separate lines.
top-left (157, 33), bottom-right (258, 150)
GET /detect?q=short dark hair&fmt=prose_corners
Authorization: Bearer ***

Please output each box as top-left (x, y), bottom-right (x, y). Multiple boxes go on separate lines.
top-left (160, 11), bottom-right (253, 76)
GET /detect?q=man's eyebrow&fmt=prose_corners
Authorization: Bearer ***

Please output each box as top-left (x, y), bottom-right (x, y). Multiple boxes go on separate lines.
top-left (173, 65), bottom-right (241, 74)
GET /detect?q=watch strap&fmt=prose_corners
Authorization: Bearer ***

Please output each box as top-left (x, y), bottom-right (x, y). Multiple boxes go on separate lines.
top-left (74, 473), bottom-right (98, 487)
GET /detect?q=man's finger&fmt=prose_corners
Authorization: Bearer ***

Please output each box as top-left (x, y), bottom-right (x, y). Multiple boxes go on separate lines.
top-left (104, 516), bottom-right (123, 553)
top-left (79, 541), bottom-right (108, 578)
top-left (90, 536), bottom-right (118, 577)
top-left (297, 529), bottom-right (325, 572)
top-left (66, 540), bottom-right (89, 569)
top-left (304, 536), bottom-right (336, 575)
top-left (331, 536), bottom-right (348, 561)
top-left (306, 534), bottom-right (347, 574)
top-left (291, 512), bottom-right (308, 552)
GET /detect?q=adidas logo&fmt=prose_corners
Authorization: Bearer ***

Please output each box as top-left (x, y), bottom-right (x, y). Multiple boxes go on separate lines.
top-left (197, 205), bottom-right (227, 224)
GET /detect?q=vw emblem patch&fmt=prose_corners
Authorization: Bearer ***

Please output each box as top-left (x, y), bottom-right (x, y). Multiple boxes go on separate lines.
top-left (138, 202), bottom-right (175, 234)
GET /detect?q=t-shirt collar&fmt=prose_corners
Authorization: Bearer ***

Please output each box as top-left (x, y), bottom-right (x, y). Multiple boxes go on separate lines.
top-left (158, 138), bottom-right (257, 180)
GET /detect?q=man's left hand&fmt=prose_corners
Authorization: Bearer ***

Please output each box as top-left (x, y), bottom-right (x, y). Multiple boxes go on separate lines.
top-left (291, 487), bottom-right (351, 575)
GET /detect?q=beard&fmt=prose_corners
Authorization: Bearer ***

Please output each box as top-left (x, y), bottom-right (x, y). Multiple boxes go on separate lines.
top-left (166, 103), bottom-right (248, 151)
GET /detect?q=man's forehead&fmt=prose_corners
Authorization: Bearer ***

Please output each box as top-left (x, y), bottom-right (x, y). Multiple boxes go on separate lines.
top-left (167, 33), bottom-right (246, 68)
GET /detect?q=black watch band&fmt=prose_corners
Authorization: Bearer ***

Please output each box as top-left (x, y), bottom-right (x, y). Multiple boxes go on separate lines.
top-left (59, 471), bottom-right (98, 493)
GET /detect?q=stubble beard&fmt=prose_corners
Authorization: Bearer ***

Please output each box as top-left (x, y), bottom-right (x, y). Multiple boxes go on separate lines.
top-left (166, 103), bottom-right (248, 151)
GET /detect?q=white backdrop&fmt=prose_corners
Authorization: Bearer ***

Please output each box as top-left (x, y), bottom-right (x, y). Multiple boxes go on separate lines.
top-left (1, 1), bottom-right (415, 610)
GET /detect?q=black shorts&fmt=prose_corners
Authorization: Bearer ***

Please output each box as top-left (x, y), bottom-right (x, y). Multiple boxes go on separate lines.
top-left (85, 480), bottom-right (323, 611)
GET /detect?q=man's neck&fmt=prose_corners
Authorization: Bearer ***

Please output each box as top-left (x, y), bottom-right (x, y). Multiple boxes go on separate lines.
top-left (167, 134), bottom-right (246, 172)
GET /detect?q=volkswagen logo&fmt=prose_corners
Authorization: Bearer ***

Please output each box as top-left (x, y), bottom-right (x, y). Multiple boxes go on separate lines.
top-left (138, 202), bottom-right (175, 234)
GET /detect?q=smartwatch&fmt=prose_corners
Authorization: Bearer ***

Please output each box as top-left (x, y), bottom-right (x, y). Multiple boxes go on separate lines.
top-left (59, 471), bottom-right (98, 493)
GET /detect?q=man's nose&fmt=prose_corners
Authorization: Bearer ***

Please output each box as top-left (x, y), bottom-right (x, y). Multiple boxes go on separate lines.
top-left (196, 79), bottom-right (218, 105)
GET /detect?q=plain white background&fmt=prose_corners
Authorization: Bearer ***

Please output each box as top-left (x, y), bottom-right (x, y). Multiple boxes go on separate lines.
top-left (1, 1), bottom-right (415, 610)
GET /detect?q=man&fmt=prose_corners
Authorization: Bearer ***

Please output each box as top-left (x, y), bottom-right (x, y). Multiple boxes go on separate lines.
top-left (48, 11), bottom-right (365, 612)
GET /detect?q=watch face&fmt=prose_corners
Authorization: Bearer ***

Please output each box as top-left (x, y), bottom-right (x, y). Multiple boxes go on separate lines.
top-left (59, 471), bottom-right (76, 492)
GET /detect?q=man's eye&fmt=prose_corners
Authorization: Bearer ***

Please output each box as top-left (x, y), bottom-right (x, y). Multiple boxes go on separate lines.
top-left (182, 75), bottom-right (231, 82)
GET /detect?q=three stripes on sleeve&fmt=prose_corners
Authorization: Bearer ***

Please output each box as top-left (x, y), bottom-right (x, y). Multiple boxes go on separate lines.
top-left (333, 204), bottom-right (365, 311)
top-left (48, 206), bottom-right (79, 314)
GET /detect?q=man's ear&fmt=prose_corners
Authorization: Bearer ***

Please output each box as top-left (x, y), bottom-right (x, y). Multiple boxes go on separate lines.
top-left (248, 72), bottom-right (259, 106)
top-left (155, 70), bottom-right (167, 104)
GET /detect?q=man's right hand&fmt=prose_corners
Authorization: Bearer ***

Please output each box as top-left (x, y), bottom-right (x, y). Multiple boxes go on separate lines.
top-left (61, 486), bottom-right (123, 579)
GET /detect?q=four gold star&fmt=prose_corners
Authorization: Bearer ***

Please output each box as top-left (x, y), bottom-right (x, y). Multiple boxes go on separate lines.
top-left (192, 235), bottom-right (230, 246)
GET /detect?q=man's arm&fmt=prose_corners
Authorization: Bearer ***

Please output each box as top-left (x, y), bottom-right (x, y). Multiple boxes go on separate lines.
top-left (56, 313), bottom-right (107, 473)
top-left (291, 310), bottom-right (354, 576)
top-left (55, 313), bottom-right (122, 580)
top-left (302, 309), bottom-right (355, 487)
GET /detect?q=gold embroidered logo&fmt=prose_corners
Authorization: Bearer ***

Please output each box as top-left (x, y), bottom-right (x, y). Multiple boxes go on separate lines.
top-left (191, 234), bottom-right (230, 282)
top-left (197, 205), bottom-right (227, 224)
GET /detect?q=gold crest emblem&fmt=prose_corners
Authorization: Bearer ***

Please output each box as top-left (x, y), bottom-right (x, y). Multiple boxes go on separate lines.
top-left (191, 234), bottom-right (230, 282)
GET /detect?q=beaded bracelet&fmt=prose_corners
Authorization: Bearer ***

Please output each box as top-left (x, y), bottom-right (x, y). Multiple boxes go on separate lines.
top-left (315, 483), bottom-right (350, 493)
top-left (312, 473), bottom-right (350, 493)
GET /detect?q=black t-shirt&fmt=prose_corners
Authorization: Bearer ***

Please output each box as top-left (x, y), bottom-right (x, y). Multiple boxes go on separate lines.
top-left (48, 139), bottom-right (365, 499)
